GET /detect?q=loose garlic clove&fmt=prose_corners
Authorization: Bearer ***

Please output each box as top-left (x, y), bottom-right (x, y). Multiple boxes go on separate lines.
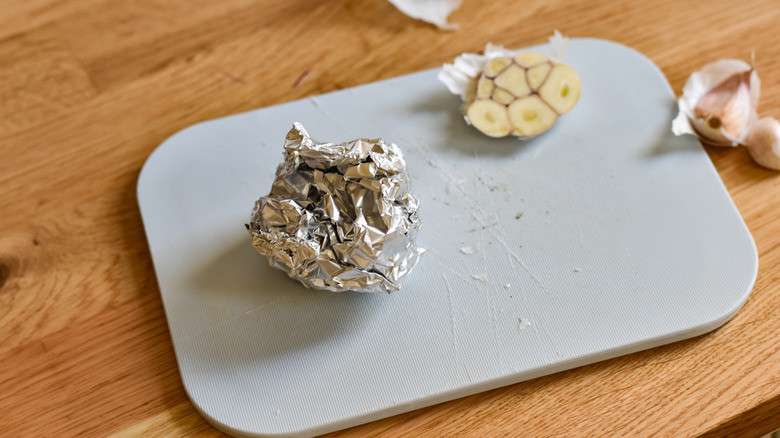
top-left (744, 117), bottom-right (780, 170)
top-left (438, 31), bottom-right (581, 139)
top-left (672, 58), bottom-right (760, 146)
top-left (693, 70), bottom-right (752, 136)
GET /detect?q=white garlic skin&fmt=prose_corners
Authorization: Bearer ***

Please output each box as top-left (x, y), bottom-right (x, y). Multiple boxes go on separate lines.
top-left (387, 0), bottom-right (462, 30)
top-left (672, 59), bottom-right (760, 147)
top-left (744, 117), bottom-right (780, 170)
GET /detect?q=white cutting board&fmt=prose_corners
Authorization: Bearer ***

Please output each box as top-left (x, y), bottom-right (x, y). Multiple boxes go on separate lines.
top-left (138, 39), bottom-right (757, 437)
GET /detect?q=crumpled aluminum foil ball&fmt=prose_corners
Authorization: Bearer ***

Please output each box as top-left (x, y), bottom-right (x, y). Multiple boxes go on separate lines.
top-left (246, 123), bottom-right (424, 293)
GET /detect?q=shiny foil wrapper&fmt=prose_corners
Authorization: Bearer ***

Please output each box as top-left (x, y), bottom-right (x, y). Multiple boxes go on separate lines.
top-left (247, 123), bottom-right (424, 293)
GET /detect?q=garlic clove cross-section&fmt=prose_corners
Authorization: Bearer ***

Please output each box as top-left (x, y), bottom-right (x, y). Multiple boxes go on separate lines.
top-left (539, 64), bottom-right (580, 114)
top-left (507, 95), bottom-right (558, 136)
top-left (466, 100), bottom-right (512, 137)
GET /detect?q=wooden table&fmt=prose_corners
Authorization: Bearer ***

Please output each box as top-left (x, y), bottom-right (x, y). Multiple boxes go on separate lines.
top-left (2, 0), bottom-right (779, 436)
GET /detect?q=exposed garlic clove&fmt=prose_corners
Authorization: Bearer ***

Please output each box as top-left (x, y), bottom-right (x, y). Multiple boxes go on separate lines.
top-left (672, 58), bottom-right (760, 147)
top-left (693, 70), bottom-right (752, 136)
top-left (527, 62), bottom-right (552, 90)
top-left (438, 32), bottom-right (581, 139)
top-left (538, 64), bottom-right (580, 114)
top-left (744, 117), bottom-right (780, 170)
top-left (508, 95), bottom-right (558, 136)
top-left (466, 100), bottom-right (512, 137)
top-left (484, 57), bottom-right (512, 77)
top-left (495, 65), bottom-right (531, 96)
top-left (514, 51), bottom-right (549, 68)
top-left (476, 77), bottom-right (494, 99)
top-left (492, 88), bottom-right (515, 105)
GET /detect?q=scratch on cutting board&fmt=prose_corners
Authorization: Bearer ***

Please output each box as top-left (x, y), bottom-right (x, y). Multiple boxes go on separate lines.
top-left (469, 180), bottom-right (547, 294)
top-left (307, 97), bottom-right (351, 133)
top-left (415, 142), bottom-right (546, 304)
top-left (488, 281), bottom-right (503, 372)
top-left (442, 273), bottom-right (458, 350)
top-left (495, 237), bottom-right (547, 292)
top-left (477, 172), bottom-right (548, 296)
top-left (470, 191), bottom-right (504, 372)
top-left (446, 179), bottom-right (467, 194)
top-left (417, 147), bottom-right (492, 230)
top-left (442, 264), bottom-right (470, 285)
top-left (177, 299), bottom-right (281, 343)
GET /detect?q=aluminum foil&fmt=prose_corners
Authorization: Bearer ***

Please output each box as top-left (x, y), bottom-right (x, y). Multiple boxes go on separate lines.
top-left (247, 123), bottom-right (424, 293)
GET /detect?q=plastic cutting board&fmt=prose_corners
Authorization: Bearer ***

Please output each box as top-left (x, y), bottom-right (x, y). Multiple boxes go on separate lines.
top-left (137, 39), bottom-right (758, 437)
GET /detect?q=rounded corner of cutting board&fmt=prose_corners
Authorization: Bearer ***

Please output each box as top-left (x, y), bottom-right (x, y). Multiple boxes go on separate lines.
top-left (683, 231), bottom-right (758, 340)
top-left (182, 371), bottom-right (338, 438)
top-left (715, 235), bottom-right (759, 326)
top-left (186, 392), bottom-right (306, 438)
top-left (137, 118), bottom-right (225, 206)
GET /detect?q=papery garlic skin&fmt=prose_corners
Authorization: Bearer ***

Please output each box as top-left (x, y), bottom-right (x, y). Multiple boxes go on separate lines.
top-left (439, 43), bottom-right (516, 102)
top-left (388, 0), bottom-right (462, 30)
top-left (438, 31), bottom-right (579, 139)
top-left (672, 59), bottom-right (760, 147)
top-left (744, 117), bottom-right (780, 170)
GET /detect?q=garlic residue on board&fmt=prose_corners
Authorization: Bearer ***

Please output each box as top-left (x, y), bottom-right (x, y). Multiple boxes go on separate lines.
top-left (472, 273), bottom-right (488, 283)
top-left (744, 118), bottom-right (780, 170)
top-left (460, 244), bottom-right (479, 254)
top-left (438, 31), bottom-right (581, 139)
top-left (387, 0), bottom-right (462, 30)
top-left (672, 58), bottom-right (760, 147)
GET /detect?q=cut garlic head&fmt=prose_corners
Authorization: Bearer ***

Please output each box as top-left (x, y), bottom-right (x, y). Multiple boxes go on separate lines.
top-left (672, 58), bottom-right (760, 146)
top-left (466, 52), bottom-right (580, 138)
top-left (744, 117), bottom-right (780, 170)
top-left (437, 31), bottom-right (581, 139)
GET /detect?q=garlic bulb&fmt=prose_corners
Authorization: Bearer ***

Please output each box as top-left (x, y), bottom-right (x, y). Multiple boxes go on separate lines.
top-left (438, 31), bottom-right (581, 138)
top-left (672, 58), bottom-right (760, 146)
top-left (744, 117), bottom-right (780, 170)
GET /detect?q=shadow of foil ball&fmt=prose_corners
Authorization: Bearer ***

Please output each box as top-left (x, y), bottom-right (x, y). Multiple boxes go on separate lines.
top-left (246, 123), bottom-right (424, 293)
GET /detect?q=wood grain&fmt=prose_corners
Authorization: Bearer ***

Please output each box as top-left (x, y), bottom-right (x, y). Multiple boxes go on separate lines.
top-left (1, 0), bottom-right (779, 436)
